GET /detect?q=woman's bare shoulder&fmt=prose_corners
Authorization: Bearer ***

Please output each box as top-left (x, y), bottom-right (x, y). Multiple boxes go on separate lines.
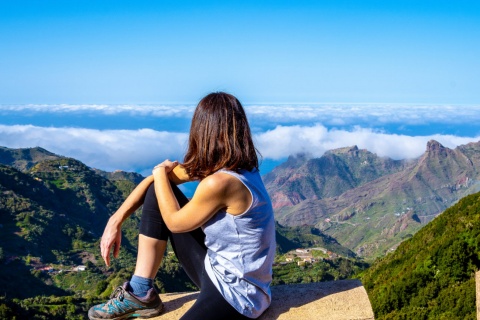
top-left (190, 172), bottom-right (242, 209)
top-left (199, 172), bottom-right (239, 190)
top-left (199, 172), bottom-right (250, 215)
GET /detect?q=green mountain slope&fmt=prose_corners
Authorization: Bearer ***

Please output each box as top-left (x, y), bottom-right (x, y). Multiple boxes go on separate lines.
top-left (0, 157), bottom-right (142, 299)
top-left (0, 146), bottom-right (364, 318)
top-left (275, 222), bottom-right (355, 257)
top-left (360, 191), bottom-right (480, 319)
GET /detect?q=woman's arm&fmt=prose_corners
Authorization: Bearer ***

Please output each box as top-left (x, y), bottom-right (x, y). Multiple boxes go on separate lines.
top-left (168, 164), bottom-right (192, 185)
top-left (152, 160), bottom-right (248, 233)
top-left (100, 166), bottom-right (192, 266)
top-left (100, 175), bottom-right (154, 266)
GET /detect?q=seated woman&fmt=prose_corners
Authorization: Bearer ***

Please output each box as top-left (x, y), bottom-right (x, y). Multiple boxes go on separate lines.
top-left (88, 92), bottom-right (276, 320)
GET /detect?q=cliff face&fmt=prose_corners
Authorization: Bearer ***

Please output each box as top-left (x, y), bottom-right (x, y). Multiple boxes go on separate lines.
top-left (265, 140), bottom-right (480, 258)
top-left (263, 146), bottom-right (408, 209)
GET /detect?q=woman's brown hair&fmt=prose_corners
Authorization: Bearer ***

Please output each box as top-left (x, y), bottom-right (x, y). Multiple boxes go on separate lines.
top-left (182, 92), bottom-right (259, 180)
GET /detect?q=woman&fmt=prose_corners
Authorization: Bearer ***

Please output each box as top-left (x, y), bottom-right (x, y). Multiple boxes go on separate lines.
top-left (88, 92), bottom-right (276, 320)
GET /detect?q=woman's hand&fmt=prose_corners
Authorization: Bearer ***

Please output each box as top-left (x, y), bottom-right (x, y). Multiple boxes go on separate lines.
top-left (100, 216), bottom-right (122, 267)
top-left (152, 159), bottom-right (178, 175)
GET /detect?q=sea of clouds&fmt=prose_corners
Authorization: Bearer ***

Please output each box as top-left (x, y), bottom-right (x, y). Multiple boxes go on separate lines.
top-left (1, 104), bottom-right (479, 176)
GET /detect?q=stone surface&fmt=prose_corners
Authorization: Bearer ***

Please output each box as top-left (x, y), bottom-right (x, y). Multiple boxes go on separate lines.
top-left (150, 279), bottom-right (375, 319)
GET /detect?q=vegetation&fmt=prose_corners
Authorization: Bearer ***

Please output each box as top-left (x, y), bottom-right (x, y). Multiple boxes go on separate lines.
top-left (0, 149), bottom-right (365, 318)
top-left (361, 191), bottom-right (480, 319)
top-left (0, 156), bottom-right (146, 318)
top-left (272, 256), bottom-right (368, 285)
top-left (4, 146), bottom-right (479, 319)
top-left (273, 222), bottom-right (369, 285)
top-left (275, 222), bottom-right (355, 257)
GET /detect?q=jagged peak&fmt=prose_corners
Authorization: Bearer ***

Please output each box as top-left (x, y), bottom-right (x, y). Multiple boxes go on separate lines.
top-left (426, 140), bottom-right (445, 152)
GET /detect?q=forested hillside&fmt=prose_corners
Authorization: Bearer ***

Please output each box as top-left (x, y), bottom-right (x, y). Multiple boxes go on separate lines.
top-left (361, 191), bottom-right (480, 319)
top-left (0, 146), bottom-right (365, 319)
top-left (0, 148), bottom-right (196, 318)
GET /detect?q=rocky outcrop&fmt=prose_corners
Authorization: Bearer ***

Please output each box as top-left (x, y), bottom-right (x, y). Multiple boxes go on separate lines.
top-left (151, 280), bottom-right (374, 320)
top-left (269, 140), bottom-right (480, 258)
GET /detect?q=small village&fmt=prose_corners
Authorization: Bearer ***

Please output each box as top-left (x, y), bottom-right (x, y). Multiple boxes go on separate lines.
top-left (33, 264), bottom-right (88, 274)
top-left (4, 255), bottom-right (88, 274)
top-left (278, 247), bottom-right (340, 267)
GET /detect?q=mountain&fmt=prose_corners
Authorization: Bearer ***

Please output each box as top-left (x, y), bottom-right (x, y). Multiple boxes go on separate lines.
top-left (0, 147), bottom-right (198, 318)
top-left (265, 140), bottom-right (480, 259)
top-left (263, 147), bottom-right (409, 209)
top-left (0, 145), bottom-right (143, 186)
top-left (360, 191), bottom-right (480, 319)
top-left (0, 146), bottom-right (61, 171)
top-left (0, 146), bottom-right (359, 306)
top-left (0, 152), bottom-right (143, 299)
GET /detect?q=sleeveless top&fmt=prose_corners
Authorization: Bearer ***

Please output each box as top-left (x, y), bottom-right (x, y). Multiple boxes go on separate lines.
top-left (202, 168), bottom-right (276, 318)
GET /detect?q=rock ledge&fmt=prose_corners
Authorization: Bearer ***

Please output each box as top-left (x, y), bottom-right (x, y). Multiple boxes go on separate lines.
top-left (151, 279), bottom-right (374, 319)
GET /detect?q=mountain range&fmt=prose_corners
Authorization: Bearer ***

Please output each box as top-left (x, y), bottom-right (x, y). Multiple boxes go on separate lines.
top-left (264, 140), bottom-right (480, 258)
top-left (1, 143), bottom-right (478, 317)
top-left (0, 146), bottom-right (358, 300)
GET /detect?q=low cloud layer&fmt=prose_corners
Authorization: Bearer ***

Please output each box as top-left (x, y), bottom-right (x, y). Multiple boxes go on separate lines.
top-left (2, 104), bottom-right (480, 127)
top-left (255, 125), bottom-right (479, 160)
top-left (0, 125), bottom-right (188, 174)
top-left (1, 124), bottom-right (478, 174)
top-left (0, 104), bottom-right (195, 117)
top-left (247, 104), bottom-right (480, 126)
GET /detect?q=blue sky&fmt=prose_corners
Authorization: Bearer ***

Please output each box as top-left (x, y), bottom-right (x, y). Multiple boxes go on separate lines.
top-left (1, 1), bottom-right (480, 194)
top-left (1, 0), bottom-right (479, 104)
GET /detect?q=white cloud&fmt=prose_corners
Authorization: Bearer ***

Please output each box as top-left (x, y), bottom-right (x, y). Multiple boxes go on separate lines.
top-left (0, 125), bottom-right (188, 173)
top-left (1, 124), bottom-right (479, 175)
top-left (2, 104), bottom-right (480, 127)
top-left (255, 124), bottom-right (480, 160)
top-left (245, 104), bottom-right (480, 126)
top-left (0, 104), bottom-right (196, 117)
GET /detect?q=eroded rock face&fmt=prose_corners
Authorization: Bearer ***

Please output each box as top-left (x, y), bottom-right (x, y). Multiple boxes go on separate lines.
top-left (265, 140), bottom-right (480, 258)
top-left (264, 147), bottom-right (407, 210)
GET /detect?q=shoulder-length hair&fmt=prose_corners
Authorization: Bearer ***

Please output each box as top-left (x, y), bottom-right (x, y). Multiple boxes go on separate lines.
top-left (182, 92), bottom-right (260, 180)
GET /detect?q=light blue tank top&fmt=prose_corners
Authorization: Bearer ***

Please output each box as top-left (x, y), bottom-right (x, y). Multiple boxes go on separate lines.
top-left (202, 169), bottom-right (276, 318)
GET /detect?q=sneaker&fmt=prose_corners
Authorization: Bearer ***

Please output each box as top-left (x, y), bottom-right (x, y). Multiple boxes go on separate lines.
top-left (88, 282), bottom-right (164, 319)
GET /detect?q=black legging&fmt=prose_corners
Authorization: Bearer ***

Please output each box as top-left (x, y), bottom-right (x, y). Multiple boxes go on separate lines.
top-left (139, 183), bottom-right (251, 320)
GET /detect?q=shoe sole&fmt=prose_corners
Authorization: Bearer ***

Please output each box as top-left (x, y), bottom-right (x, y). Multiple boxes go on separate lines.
top-left (89, 303), bottom-right (164, 320)
top-left (131, 303), bottom-right (165, 319)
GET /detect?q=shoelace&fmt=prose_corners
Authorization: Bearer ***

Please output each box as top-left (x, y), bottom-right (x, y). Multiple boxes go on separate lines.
top-left (106, 286), bottom-right (126, 307)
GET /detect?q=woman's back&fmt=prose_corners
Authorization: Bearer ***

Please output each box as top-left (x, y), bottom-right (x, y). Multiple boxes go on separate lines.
top-left (203, 169), bottom-right (276, 318)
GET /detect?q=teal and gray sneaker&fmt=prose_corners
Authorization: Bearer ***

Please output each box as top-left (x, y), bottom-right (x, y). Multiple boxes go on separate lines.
top-left (88, 282), bottom-right (164, 319)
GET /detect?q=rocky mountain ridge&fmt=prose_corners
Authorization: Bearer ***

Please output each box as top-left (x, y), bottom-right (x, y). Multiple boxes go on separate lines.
top-left (265, 140), bottom-right (480, 258)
